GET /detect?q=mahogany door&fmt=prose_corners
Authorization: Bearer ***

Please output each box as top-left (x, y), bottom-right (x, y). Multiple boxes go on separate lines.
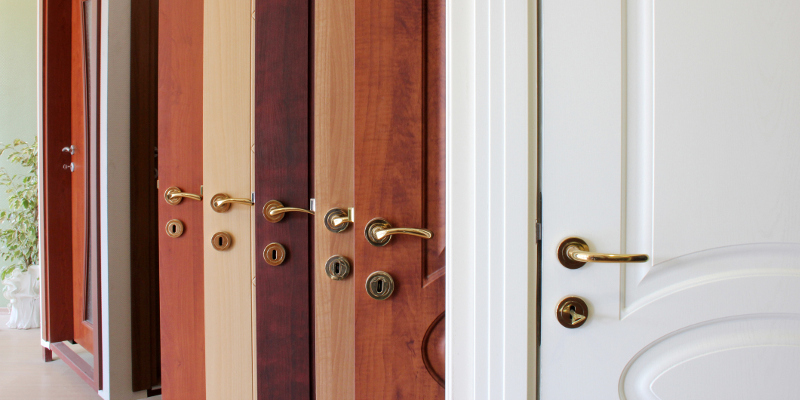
top-left (254, 0), bottom-right (314, 398)
top-left (353, 0), bottom-right (446, 397)
top-left (157, 0), bottom-right (205, 398)
top-left (70, 0), bottom-right (98, 357)
top-left (313, 0), bottom-right (446, 397)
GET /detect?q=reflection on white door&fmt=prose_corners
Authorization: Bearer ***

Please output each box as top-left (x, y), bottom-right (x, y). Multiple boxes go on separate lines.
top-left (540, 1), bottom-right (800, 398)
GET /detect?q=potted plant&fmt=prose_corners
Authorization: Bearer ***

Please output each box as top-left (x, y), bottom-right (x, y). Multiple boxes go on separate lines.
top-left (0, 139), bottom-right (39, 329)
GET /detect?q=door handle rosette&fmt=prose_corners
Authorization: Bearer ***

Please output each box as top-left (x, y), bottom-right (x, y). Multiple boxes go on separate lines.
top-left (364, 218), bottom-right (433, 247)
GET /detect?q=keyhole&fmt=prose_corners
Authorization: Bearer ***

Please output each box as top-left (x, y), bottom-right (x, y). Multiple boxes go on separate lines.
top-left (171, 224), bottom-right (177, 233)
top-left (219, 237), bottom-right (224, 246)
top-left (272, 249), bottom-right (278, 260)
top-left (334, 262), bottom-right (340, 275)
top-left (376, 279), bottom-right (384, 294)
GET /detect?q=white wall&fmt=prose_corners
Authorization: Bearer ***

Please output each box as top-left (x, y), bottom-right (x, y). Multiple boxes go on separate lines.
top-left (0, 0), bottom-right (39, 308)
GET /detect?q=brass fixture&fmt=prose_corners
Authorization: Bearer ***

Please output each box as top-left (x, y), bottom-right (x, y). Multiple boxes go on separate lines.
top-left (262, 199), bottom-right (315, 223)
top-left (364, 218), bottom-right (433, 247)
top-left (211, 193), bottom-right (254, 213)
top-left (165, 219), bottom-right (185, 238)
top-left (211, 232), bottom-right (233, 251)
top-left (164, 186), bottom-right (203, 205)
top-left (365, 271), bottom-right (395, 300)
top-left (263, 242), bottom-right (287, 266)
top-left (324, 208), bottom-right (354, 233)
top-left (557, 237), bottom-right (649, 269)
top-left (324, 255), bottom-right (351, 280)
top-left (556, 296), bottom-right (588, 328)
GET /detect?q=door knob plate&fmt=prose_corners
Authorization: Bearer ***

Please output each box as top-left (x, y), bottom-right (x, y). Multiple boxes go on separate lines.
top-left (263, 242), bottom-right (287, 266)
top-left (324, 255), bottom-right (351, 280)
top-left (365, 271), bottom-right (395, 300)
top-left (211, 231), bottom-right (233, 251)
top-left (165, 219), bottom-right (185, 238)
top-left (556, 296), bottom-right (588, 329)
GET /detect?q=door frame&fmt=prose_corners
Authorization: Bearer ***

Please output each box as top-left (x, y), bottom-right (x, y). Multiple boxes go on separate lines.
top-left (445, 0), bottom-right (536, 398)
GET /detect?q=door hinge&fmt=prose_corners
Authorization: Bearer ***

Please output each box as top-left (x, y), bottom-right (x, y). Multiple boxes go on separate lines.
top-left (536, 220), bottom-right (542, 243)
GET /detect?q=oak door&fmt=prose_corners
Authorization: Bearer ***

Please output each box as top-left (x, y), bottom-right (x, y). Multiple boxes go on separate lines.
top-left (157, 0), bottom-right (205, 398)
top-left (540, 1), bottom-right (800, 398)
top-left (314, 0), bottom-right (446, 398)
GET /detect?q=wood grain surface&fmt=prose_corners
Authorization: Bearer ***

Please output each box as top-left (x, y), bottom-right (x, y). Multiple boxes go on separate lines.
top-left (157, 0), bottom-right (205, 397)
top-left (313, 0), bottom-right (356, 398)
top-left (353, 0), bottom-right (446, 398)
top-left (202, 1), bottom-right (254, 398)
top-left (254, 0), bottom-right (313, 398)
top-left (41, 0), bottom-right (75, 345)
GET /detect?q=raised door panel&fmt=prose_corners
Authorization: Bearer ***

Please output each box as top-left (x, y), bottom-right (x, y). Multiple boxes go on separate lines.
top-left (203, 0), bottom-right (254, 398)
top-left (254, 0), bottom-right (313, 398)
top-left (157, 0), bottom-right (205, 397)
top-left (540, 1), bottom-right (800, 398)
top-left (353, 0), bottom-right (446, 397)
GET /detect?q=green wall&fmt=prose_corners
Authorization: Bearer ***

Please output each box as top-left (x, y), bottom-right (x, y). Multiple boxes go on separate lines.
top-left (0, 0), bottom-right (38, 307)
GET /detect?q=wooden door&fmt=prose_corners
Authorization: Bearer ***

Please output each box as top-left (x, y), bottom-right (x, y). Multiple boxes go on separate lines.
top-left (540, 1), bottom-right (800, 398)
top-left (157, 0), bottom-right (205, 398)
top-left (70, 0), bottom-right (98, 357)
top-left (203, 0), bottom-right (255, 398)
top-left (314, 0), bottom-right (446, 397)
top-left (254, 0), bottom-right (314, 398)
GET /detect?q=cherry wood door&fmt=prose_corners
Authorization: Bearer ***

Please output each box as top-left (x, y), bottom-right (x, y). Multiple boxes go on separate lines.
top-left (70, 0), bottom-right (97, 356)
top-left (353, 0), bottom-right (446, 398)
top-left (157, 0), bottom-right (205, 398)
top-left (254, 0), bottom-right (314, 398)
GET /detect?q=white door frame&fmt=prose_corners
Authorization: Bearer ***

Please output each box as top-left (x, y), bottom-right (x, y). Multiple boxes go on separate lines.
top-left (445, 0), bottom-right (536, 398)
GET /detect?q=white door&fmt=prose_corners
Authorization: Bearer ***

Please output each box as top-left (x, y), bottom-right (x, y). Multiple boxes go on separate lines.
top-left (540, 1), bottom-right (800, 398)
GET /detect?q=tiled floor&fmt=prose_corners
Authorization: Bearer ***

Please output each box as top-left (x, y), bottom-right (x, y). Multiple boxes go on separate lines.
top-left (0, 313), bottom-right (100, 399)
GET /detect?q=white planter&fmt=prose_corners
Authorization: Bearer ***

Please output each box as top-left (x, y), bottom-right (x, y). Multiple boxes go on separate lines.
top-left (2, 265), bottom-right (40, 329)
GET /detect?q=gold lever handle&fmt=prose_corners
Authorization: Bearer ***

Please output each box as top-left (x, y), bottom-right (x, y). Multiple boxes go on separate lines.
top-left (165, 186), bottom-right (203, 205)
top-left (557, 237), bottom-right (649, 269)
top-left (211, 193), bottom-right (254, 213)
top-left (324, 208), bottom-right (354, 233)
top-left (365, 218), bottom-right (433, 247)
top-left (263, 199), bottom-right (315, 223)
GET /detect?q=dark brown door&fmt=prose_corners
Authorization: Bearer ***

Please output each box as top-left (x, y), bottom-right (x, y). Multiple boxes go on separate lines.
top-left (254, 0), bottom-right (314, 398)
top-left (353, 0), bottom-right (446, 397)
top-left (157, 0), bottom-right (205, 398)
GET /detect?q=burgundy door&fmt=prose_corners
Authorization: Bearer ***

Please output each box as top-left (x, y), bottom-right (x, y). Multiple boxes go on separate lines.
top-left (254, 0), bottom-right (314, 398)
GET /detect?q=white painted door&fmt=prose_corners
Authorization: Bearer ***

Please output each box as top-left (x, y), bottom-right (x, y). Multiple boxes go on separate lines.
top-left (540, 1), bottom-right (800, 398)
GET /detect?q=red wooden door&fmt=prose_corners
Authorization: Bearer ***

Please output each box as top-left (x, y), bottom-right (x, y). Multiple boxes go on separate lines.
top-left (353, 0), bottom-right (446, 397)
top-left (70, 0), bottom-right (99, 356)
top-left (157, 0), bottom-right (206, 398)
top-left (254, 0), bottom-right (314, 398)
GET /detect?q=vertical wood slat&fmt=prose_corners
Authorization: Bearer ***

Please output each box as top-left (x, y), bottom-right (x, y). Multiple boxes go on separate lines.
top-left (203, 0), bottom-right (254, 398)
top-left (157, 0), bottom-right (205, 397)
top-left (313, 0), bottom-right (356, 398)
top-left (353, 0), bottom-right (446, 398)
top-left (254, 0), bottom-right (313, 398)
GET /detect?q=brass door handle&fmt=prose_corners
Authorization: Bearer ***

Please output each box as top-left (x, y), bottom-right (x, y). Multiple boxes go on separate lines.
top-left (558, 237), bottom-right (649, 269)
top-left (263, 199), bottom-right (315, 223)
top-left (165, 186), bottom-right (203, 205)
top-left (365, 218), bottom-right (433, 247)
top-left (211, 193), bottom-right (254, 213)
top-left (324, 208), bottom-right (354, 232)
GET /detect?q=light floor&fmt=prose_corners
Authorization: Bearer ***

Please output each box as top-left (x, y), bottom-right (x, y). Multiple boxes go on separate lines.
top-left (0, 313), bottom-right (100, 399)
